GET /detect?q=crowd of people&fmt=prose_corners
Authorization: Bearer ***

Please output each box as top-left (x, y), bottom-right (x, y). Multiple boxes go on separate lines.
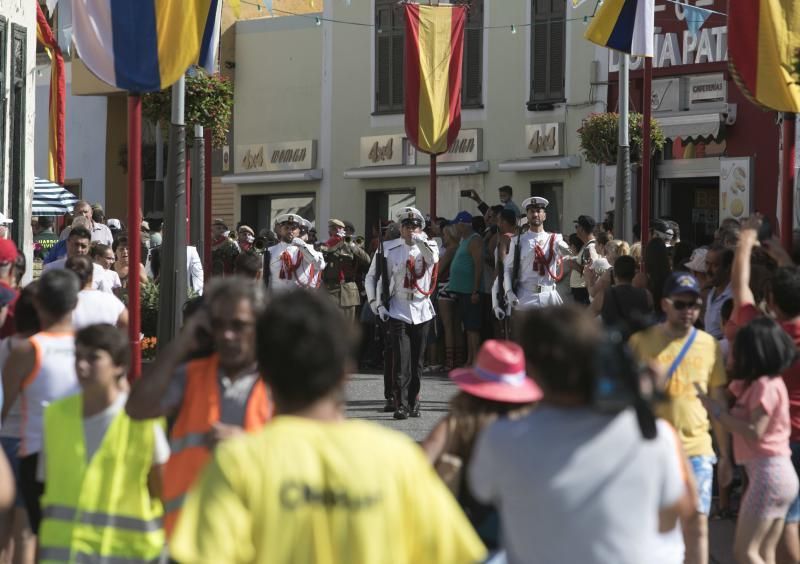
top-left (0, 185), bottom-right (798, 562)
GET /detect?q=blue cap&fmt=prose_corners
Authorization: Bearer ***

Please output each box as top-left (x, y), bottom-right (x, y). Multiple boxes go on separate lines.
top-left (451, 211), bottom-right (473, 225)
top-left (662, 272), bottom-right (701, 298)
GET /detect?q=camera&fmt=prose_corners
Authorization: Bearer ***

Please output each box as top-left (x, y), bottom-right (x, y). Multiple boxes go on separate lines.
top-left (460, 189), bottom-right (472, 198)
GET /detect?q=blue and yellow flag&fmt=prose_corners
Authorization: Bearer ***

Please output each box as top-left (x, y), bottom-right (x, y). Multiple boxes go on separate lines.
top-left (585, 0), bottom-right (655, 57)
top-left (72, 0), bottom-right (221, 92)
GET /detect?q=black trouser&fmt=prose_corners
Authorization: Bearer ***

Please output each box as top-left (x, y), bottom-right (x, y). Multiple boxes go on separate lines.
top-left (389, 318), bottom-right (431, 410)
top-left (378, 318), bottom-right (396, 401)
top-left (19, 453), bottom-right (44, 533)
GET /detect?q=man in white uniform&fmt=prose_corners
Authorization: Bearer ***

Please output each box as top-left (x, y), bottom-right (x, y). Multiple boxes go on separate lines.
top-left (365, 207), bottom-right (439, 420)
top-left (263, 213), bottom-right (325, 292)
top-left (503, 196), bottom-right (569, 310)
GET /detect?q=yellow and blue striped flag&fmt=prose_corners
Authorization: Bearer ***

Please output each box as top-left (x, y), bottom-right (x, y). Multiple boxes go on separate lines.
top-left (585, 0), bottom-right (655, 57)
top-left (72, 0), bottom-right (222, 92)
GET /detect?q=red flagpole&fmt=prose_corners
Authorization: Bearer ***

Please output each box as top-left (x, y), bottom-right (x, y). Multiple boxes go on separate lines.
top-left (203, 129), bottom-right (212, 277)
top-left (127, 94), bottom-right (142, 380)
top-left (641, 57), bottom-right (652, 246)
top-left (781, 113), bottom-right (795, 249)
top-left (430, 154), bottom-right (437, 220)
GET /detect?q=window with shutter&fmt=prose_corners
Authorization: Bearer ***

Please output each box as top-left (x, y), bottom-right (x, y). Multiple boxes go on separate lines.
top-left (374, 0), bottom-right (483, 114)
top-left (529, 0), bottom-right (566, 109)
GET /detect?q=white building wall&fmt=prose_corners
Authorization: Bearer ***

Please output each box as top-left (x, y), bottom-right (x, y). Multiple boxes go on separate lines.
top-left (34, 61), bottom-right (107, 206)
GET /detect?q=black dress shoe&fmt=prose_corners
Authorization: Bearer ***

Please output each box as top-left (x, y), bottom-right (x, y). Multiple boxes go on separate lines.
top-left (383, 399), bottom-right (395, 413)
top-left (409, 403), bottom-right (421, 418)
top-left (393, 407), bottom-right (409, 420)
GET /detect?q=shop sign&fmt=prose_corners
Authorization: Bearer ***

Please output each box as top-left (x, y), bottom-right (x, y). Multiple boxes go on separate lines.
top-left (525, 123), bottom-right (562, 157)
top-left (236, 140), bottom-right (316, 173)
top-left (720, 157), bottom-right (751, 222)
top-left (688, 74), bottom-right (726, 108)
top-left (652, 78), bottom-right (683, 112)
top-left (610, 0), bottom-right (727, 72)
top-left (360, 134), bottom-right (418, 167)
top-left (438, 129), bottom-right (482, 163)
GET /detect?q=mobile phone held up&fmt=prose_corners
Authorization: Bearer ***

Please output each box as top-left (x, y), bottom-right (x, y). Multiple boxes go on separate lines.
top-left (758, 217), bottom-right (773, 242)
top-left (460, 190), bottom-right (472, 198)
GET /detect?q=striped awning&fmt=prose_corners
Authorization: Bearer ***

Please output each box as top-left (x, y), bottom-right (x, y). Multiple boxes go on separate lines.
top-left (33, 177), bottom-right (78, 216)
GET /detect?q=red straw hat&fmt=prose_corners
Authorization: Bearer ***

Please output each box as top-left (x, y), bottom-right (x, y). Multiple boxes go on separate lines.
top-left (449, 340), bottom-right (542, 403)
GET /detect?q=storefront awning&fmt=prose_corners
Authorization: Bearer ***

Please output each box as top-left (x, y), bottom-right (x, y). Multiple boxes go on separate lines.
top-left (220, 169), bottom-right (323, 184)
top-left (497, 155), bottom-right (581, 172)
top-left (343, 161), bottom-right (489, 179)
top-left (656, 110), bottom-right (733, 142)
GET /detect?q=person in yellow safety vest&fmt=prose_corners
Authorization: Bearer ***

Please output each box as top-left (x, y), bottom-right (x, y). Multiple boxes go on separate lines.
top-left (38, 324), bottom-right (170, 563)
top-left (126, 277), bottom-right (271, 538)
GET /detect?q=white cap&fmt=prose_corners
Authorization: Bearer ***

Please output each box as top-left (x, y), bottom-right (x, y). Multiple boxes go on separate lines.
top-left (685, 247), bottom-right (709, 273)
top-left (521, 196), bottom-right (549, 210)
top-left (274, 213), bottom-right (305, 227)
top-left (395, 206), bottom-right (426, 229)
top-left (107, 218), bottom-right (122, 230)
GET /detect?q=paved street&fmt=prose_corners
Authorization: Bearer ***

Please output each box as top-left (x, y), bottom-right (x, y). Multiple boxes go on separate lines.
top-left (346, 368), bottom-right (736, 562)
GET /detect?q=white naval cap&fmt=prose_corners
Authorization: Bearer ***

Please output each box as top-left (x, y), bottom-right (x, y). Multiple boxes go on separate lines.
top-left (301, 218), bottom-right (313, 231)
top-left (274, 213), bottom-right (305, 226)
top-left (395, 206), bottom-right (426, 229)
top-left (521, 196), bottom-right (550, 210)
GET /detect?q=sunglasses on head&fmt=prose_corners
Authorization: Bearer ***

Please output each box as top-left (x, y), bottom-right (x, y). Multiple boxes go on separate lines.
top-left (667, 298), bottom-right (702, 311)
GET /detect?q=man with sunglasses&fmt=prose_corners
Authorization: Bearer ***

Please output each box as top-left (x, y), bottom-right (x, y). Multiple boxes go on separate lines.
top-left (629, 272), bottom-right (728, 564)
top-left (502, 196), bottom-right (570, 311)
top-left (365, 207), bottom-right (439, 420)
top-left (263, 213), bottom-right (325, 292)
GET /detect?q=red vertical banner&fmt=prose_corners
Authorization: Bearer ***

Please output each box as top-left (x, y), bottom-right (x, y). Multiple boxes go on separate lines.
top-left (36, 3), bottom-right (66, 184)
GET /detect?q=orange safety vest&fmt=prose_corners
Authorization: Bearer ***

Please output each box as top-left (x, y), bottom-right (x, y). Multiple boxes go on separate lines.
top-left (162, 354), bottom-right (271, 537)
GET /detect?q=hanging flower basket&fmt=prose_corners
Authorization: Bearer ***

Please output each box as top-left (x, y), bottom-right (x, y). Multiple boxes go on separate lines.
top-left (577, 112), bottom-right (666, 166)
top-left (143, 69), bottom-right (234, 148)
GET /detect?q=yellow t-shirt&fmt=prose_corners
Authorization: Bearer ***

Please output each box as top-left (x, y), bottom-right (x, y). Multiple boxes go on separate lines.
top-left (170, 416), bottom-right (486, 564)
top-left (629, 326), bottom-right (726, 457)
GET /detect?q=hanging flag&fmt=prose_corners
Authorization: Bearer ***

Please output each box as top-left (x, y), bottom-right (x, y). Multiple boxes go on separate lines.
top-left (36, 3), bottom-right (66, 184)
top-left (729, 0), bottom-right (800, 112)
top-left (72, 0), bottom-right (220, 92)
top-left (403, 3), bottom-right (467, 155)
top-left (228, 0), bottom-right (241, 18)
top-left (199, 0), bottom-right (223, 73)
top-left (683, 4), bottom-right (710, 39)
top-left (585, 0), bottom-right (655, 57)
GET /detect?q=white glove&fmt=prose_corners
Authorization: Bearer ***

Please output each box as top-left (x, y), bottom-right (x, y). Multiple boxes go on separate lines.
top-left (377, 305), bottom-right (390, 322)
top-left (369, 300), bottom-right (379, 315)
top-left (411, 233), bottom-right (427, 245)
top-left (292, 237), bottom-right (307, 247)
top-left (493, 306), bottom-right (506, 320)
top-left (506, 291), bottom-right (520, 308)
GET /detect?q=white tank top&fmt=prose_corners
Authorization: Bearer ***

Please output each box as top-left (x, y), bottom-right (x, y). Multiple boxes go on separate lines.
top-left (20, 332), bottom-right (79, 456)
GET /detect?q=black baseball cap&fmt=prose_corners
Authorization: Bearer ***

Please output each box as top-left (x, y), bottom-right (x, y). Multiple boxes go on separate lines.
top-left (574, 215), bottom-right (596, 232)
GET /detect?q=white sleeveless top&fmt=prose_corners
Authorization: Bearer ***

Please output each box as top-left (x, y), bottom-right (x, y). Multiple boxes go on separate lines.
top-left (20, 332), bottom-right (79, 456)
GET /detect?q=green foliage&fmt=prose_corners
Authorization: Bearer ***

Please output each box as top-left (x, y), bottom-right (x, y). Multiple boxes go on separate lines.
top-left (143, 70), bottom-right (234, 148)
top-left (577, 112), bottom-right (666, 165)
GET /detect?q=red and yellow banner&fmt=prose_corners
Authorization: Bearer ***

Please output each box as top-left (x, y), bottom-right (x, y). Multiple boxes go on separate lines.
top-left (36, 3), bottom-right (65, 184)
top-left (729, 0), bottom-right (800, 112)
top-left (404, 4), bottom-right (466, 155)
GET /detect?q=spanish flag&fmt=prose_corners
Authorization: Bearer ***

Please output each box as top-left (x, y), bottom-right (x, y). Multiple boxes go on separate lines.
top-left (585, 0), bottom-right (654, 57)
top-left (729, 0), bottom-right (800, 113)
top-left (72, 0), bottom-right (221, 92)
top-left (36, 3), bottom-right (65, 184)
top-left (404, 4), bottom-right (466, 156)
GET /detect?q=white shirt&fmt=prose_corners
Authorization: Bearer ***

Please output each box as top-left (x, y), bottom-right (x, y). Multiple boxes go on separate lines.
top-left (503, 230), bottom-right (568, 308)
top-left (187, 246), bottom-right (204, 295)
top-left (365, 235), bottom-right (439, 325)
top-left (265, 240), bottom-right (326, 292)
top-left (72, 289), bottom-right (126, 330)
top-left (43, 258), bottom-right (114, 294)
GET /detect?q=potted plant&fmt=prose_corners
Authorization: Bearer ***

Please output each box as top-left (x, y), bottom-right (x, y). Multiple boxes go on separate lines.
top-left (143, 69), bottom-right (234, 148)
top-left (577, 112), bottom-right (666, 166)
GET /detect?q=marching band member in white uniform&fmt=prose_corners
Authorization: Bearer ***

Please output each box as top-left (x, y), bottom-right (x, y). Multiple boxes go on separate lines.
top-left (365, 207), bottom-right (439, 420)
top-left (263, 213), bottom-right (325, 292)
top-left (503, 196), bottom-right (570, 310)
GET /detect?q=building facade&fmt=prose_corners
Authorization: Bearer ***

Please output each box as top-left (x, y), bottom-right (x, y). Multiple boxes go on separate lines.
top-left (603, 0), bottom-right (780, 245)
top-left (0, 1), bottom-right (36, 268)
top-left (221, 0), bottom-right (605, 236)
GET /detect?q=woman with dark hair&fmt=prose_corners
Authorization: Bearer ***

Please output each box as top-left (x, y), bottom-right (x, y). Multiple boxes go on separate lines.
top-left (111, 234), bottom-right (148, 295)
top-left (699, 317), bottom-right (799, 564)
top-left (634, 238), bottom-right (672, 318)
